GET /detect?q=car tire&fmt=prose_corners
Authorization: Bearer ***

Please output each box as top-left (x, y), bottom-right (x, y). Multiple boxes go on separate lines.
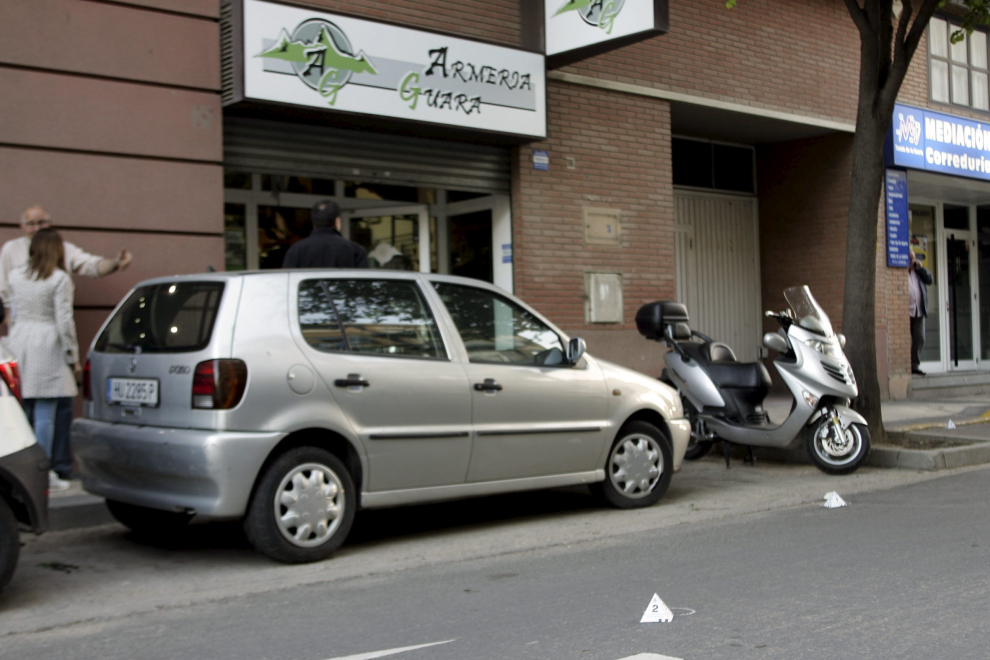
top-left (106, 500), bottom-right (193, 538)
top-left (592, 420), bottom-right (673, 509)
top-left (244, 447), bottom-right (356, 564)
top-left (0, 498), bottom-right (21, 594)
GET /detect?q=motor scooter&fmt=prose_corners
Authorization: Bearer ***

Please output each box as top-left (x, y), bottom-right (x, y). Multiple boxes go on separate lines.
top-left (635, 285), bottom-right (870, 475)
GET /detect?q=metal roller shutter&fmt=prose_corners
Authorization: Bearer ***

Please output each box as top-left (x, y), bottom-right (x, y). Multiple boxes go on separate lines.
top-left (223, 118), bottom-right (511, 194)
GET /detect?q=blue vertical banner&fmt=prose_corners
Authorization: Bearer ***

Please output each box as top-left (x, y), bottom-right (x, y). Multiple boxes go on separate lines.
top-left (885, 169), bottom-right (910, 268)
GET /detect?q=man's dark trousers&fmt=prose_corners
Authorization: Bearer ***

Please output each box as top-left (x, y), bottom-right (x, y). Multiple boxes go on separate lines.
top-left (910, 315), bottom-right (925, 371)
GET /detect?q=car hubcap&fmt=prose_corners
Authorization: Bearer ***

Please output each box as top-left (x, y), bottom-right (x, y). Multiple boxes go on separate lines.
top-left (609, 434), bottom-right (663, 499)
top-left (815, 422), bottom-right (862, 465)
top-left (274, 462), bottom-right (344, 548)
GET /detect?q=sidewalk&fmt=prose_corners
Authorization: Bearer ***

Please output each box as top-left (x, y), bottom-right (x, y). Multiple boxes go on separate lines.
top-left (48, 394), bottom-right (990, 533)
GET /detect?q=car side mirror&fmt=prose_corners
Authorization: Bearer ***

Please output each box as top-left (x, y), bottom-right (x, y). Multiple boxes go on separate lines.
top-left (763, 332), bottom-right (789, 354)
top-left (837, 333), bottom-right (846, 348)
top-left (567, 337), bottom-right (587, 365)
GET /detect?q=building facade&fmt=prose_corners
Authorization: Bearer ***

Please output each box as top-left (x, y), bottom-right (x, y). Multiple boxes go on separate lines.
top-left (4, 0), bottom-right (982, 401)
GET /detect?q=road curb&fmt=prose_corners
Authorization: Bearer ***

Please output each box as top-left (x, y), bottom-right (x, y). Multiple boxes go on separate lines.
top-left (867, 442), bottom-right (990, 471)
top-left (47, 494), bottom-right (113, 532)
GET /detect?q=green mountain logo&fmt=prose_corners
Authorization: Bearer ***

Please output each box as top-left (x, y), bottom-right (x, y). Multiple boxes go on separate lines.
top-left (257, 26), bottom-right (377, 75)
top-left (554, 0), bottom-right (595, 16)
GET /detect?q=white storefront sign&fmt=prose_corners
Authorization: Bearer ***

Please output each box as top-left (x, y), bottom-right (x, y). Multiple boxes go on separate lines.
top-left (544, 0), bottom-right (667, 64)
top-left (241, 0), bottom-right (547, 139)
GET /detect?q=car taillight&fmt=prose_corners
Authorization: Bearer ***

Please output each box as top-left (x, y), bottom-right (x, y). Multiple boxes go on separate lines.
top-left (0, 359), bottom-right (22, 403)
top-left (192, 359), bottom-right (247, 410)
top-left (83, 359), bottom-right (91, 401)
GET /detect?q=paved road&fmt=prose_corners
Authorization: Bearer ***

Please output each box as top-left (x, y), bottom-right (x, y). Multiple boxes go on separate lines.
top-left (2, 462), bottom-right (987, 659)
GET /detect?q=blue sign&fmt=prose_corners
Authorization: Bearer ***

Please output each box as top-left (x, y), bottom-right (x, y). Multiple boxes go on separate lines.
top-left (885, 169), bottom-right (910, 268)
top-left (887, 103), bottom-right (990, 181)
top-left (502, 243), bottom-right (512, 264)
top-left (532, 150), bottom-right (549, 171)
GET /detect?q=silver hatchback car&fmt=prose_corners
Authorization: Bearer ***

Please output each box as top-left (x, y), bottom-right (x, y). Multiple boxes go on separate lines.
top-left (73, 271), bottom-right (689, 563)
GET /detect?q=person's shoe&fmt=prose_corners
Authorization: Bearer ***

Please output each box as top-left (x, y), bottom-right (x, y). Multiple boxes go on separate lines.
top-left (912, 367), bottom-right (926, 375)
top-left (48, 471), bottom-right (70, 492)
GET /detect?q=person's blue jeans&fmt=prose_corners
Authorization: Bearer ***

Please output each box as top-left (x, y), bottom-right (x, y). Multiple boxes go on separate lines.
top-left (22, 398), bottom-right (59, 461)
top-left (52, 396), bottom-right (75, 476)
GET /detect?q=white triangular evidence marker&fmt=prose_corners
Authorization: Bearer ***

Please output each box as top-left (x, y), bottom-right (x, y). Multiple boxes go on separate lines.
top-left (823, 491), bottom-right (847, 508)
top-left (324, 640), bottom-right (455, 660)
top-left (947, 419), bottom-right (957, 429)
top-left (640, 593), bottom-right (674, 623)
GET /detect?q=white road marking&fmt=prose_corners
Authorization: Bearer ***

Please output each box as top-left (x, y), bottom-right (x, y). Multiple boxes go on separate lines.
top-left (617, 654), bottom-right (684, 660)
top-left (324, 640), bottom-right (455, 660)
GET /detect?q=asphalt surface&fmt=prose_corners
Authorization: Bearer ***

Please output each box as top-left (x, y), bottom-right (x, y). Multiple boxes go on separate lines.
top-left (2, 463), bottom-right (988, 659)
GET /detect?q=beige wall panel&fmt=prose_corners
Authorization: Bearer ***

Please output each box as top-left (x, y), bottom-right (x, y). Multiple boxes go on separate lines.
top-left (0, 147), bottom-right (221, 234)
top-left (0, 0), bottom-right (219, 90)
top-left (0, 228), bottom-right (224, 308)
top-left (0, 69), bottom-right (221, 162)
top-left (103, 0), bottom-right (220, 19)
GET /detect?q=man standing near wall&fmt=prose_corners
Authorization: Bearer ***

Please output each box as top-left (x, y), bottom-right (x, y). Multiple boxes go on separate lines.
top-left (0, 205), bottom-right (134, 480)
top-left (908, 249), bottom-right (933, 375)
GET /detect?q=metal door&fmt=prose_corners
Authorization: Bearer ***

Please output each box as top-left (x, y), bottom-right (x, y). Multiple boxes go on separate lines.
top-left (674, 192), bottom-right (762, 361)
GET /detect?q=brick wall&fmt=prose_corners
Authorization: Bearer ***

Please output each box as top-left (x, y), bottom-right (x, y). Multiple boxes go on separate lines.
top-left (0, 0), bottom-right (224, 366)
top-left (756, 134), bottom-right (854, 331)
top-left (566, 0), bottom-right (861, 126)
top-left (511, 80), bottom-right (674, 371)
top-left (286, 0), bottom-right (522, 47)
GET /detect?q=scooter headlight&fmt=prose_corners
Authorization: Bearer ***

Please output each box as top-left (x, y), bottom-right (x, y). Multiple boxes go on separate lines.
top-left (804, 338), bottom-right (841, 357)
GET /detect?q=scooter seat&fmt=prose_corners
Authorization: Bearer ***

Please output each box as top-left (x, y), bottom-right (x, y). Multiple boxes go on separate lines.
top-left (705, 361), bottom-right (772, 390)
top-left (678, 342), bottom-right (771, 390)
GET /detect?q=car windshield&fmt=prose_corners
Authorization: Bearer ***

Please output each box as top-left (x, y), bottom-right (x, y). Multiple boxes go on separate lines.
top-left (783, 285), bottom-right (833, 337)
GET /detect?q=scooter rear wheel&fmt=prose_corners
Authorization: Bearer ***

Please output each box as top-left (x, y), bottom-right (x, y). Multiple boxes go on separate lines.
top-left (683, 399), bottom-right (714, 460)
top-left (806, 420), bottom-right (871, 475)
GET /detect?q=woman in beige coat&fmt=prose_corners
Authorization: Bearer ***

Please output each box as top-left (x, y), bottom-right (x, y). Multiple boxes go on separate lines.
top-left (7, 228), bottom-right (79, 491)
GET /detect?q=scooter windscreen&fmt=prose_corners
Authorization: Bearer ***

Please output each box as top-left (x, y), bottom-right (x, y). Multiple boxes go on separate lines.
top-left (783, 285), bottom-right (833, 337)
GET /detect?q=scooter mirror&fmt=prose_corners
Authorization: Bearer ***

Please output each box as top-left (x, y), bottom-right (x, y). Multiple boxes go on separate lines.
top-left (763, 332), bottom-right (789, 354)
top-left (764, 310), bottom-right (776, 317)
top-left (837, 333), bottom-right (847, 348)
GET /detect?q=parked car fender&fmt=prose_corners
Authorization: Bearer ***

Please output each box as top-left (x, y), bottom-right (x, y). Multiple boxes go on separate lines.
top-left (594, 357), bottom-right (690, 470)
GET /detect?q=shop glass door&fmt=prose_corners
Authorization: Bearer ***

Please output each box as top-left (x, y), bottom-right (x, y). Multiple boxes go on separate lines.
top-left (257, 205), bottom-right (313, 269)
top-left (343, 205), bottom-right (431, 273)
top-left (942, 205), bottom-right (979, 371)
top-left (979, 206), bottom-right (990, 367)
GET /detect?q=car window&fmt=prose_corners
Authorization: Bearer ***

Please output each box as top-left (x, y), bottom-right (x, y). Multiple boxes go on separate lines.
top-left (95, 282), bottom-right (224, 354)
top-left (433, 283), bottom-right (566, 366)
top-left (298, 279), bottom-right (446, 359)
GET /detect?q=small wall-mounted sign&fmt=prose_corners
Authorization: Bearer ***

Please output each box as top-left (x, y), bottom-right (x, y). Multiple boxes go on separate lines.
top-left (502, 243), bottom-right (513, 264)
top-left (536, 0), bottom-right (669, 69)
top-left (533, 150), bottom-right (550, 171)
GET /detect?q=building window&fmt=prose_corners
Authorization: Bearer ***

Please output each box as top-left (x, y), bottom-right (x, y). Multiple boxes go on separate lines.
top-left (672, 138), bottom-right (755, 194)
top-left (930, 17), bottom-right (990, 111)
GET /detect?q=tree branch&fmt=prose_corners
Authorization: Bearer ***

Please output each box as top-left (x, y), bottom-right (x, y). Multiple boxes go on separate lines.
top-left (842, 0), bottom-right (871, 36)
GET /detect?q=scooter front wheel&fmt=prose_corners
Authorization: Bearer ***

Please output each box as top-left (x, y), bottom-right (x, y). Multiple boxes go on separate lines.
top-left (683, 399), bottom-right (714, 460)
top-left (806, 420), bottom-right (871, 475)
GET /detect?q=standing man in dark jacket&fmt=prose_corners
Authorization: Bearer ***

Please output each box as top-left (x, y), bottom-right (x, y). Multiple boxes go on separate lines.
top-left (908, 249), bottom-right (934, 375)
top-left (282, 200), bottom-right (369, 269)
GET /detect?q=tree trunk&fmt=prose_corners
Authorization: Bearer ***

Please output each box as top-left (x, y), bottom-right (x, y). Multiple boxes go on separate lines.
top-left (843, 108), bottom-right (889, 441)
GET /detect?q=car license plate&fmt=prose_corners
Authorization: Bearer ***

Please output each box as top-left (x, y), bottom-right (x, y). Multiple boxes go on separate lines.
top-left (107, 378), bottom-right (159, 407)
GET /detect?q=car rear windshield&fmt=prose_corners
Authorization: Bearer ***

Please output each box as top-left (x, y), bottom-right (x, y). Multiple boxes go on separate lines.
top-left (95, 282), bottom-right (225, 354)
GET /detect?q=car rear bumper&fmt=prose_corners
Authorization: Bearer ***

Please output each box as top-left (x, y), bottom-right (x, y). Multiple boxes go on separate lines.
top-left (0, 443), bottom-right (49, 533)
top-left (72, 419), bottom-right (285, 519)
top-left (668, 417), bottom-right (691, 472)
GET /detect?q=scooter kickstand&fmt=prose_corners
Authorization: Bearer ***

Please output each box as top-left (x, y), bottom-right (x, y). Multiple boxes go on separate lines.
top-left (744, 446), bottom-right (756, 467)
top-left (722, 440), bottom-right (731, 469)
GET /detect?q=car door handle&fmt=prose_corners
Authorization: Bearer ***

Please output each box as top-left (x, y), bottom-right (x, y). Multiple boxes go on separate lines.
top-left (474, 379), bottom-right (503, 392)
top-left (334, 374), bottom-right (370, 388)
